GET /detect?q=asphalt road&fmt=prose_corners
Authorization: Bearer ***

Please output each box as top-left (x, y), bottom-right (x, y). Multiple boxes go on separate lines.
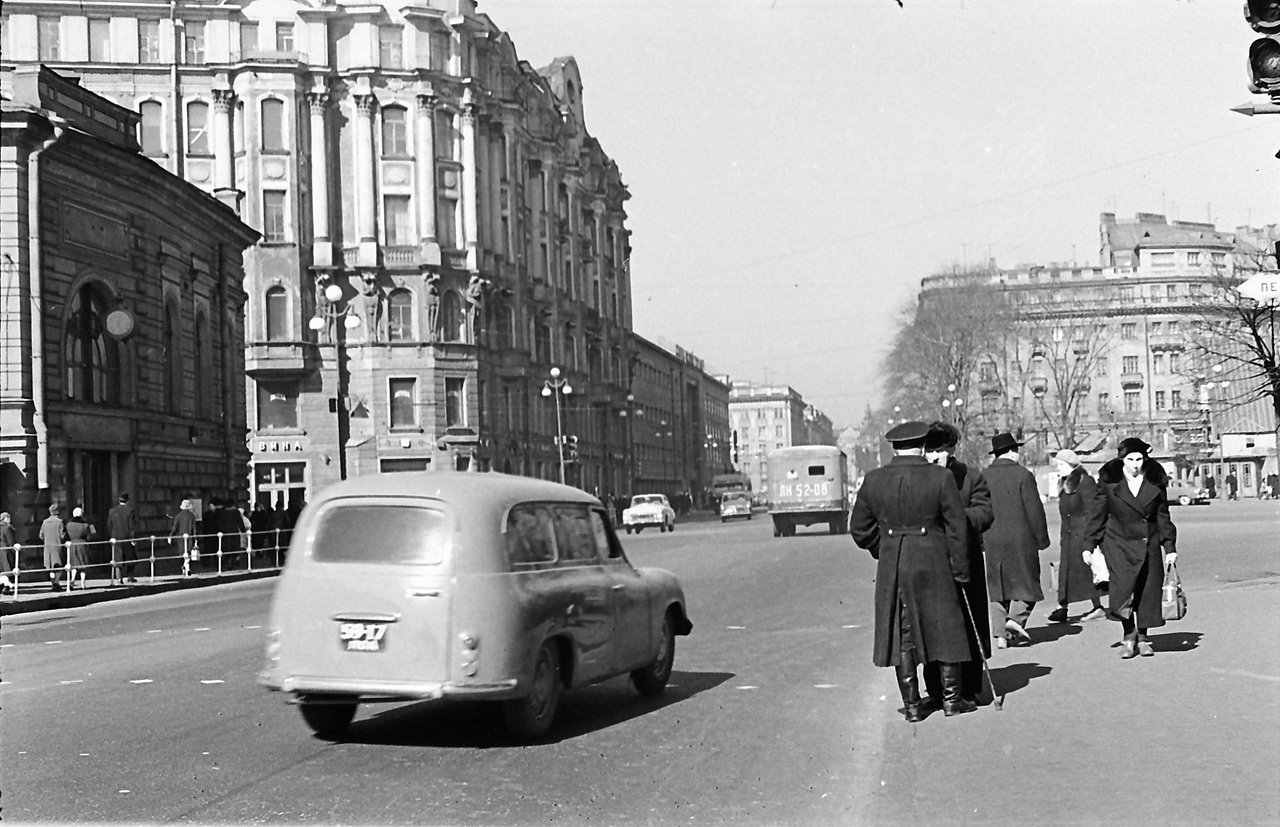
top-left (2, 500), bottom-right (1277, 825)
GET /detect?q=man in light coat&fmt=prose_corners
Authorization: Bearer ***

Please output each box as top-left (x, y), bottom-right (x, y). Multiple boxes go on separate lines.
top-left (983, 432), bottom-right (1050, 648)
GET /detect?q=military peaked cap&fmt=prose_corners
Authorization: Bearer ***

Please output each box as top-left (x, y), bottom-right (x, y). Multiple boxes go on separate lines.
top-left (886, 421), bottom-right (929, 446)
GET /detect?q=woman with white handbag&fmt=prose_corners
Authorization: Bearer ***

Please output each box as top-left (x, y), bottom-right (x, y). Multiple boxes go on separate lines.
top-left (1082, 437), bottom-right (1179, 659)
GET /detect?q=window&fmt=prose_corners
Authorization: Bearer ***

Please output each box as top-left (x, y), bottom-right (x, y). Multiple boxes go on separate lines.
top-left (164, 302), bottom-right (182, 414)
top-left (139, 20), bottom-right (162, 63)
top-left (1150, 252), bottom-right (1175, 268)
top-left (1187, 252), bottom-right (1200, 266)
top-left (1052, 326), bottom-right (1064, 342)
top-left (387, 289), bottom-right (413, 342)
top-left (1122, 356), bottom-right (1139, 374)
top-left (381, 107), bottom-right (408, 155)
top-left (1097, 392), bottom-right (1110, 413)
top-left (194, 311), bottom-right (212, 417)
top-left (1167, 285), bottom-right (1177, 301)
top-left (430, 31), bottom-right (450, 73)
top-left (434, 110), bottom-right (456, 160)
top-left (445, 377), bottom-right (466, 427)
top-left (265, 286), bottom-right (289, 341)
top-left (139, 101), bottom-right (164, 154)
top-left (441, 292), bottom-right (464, 342)
top-left (262, 192), bottom-right (287, 243)
top-left (184, 21), bottom-right (205, 64)
top-left (38, 17), bottom-right (61, 61)
top-left (1167, 321), bottom-right (1179, 335)
top-left (1121, 323), bottom-right (1136, 340)
top-left (1155, 391), bottom-right (1166, 411)
top-left (1124, 391), bottom-right (1140, 412)
top-left (437, 196), bottom-right (458, 249)
top-left (979, 361), bottom-right (996, 381)
top-left (1097, 359), bottom-right (1108, 377)
top-left (389, 378), bottom-right (417, 428)
top-left (1119, 286), bottom-right (1134, 302)
top-left (1212, 252), bottom-right (1226, 266)
top-left (261, 99), bottom-right (285, 151)
top-left (379, 26), bottom-right (403, 69)
top-left (505, 504), bottom-right (556, 566)
top-left (775, 425), bottom-right (783, 437)
top-left (1169, 352), bottom-right (1181, 373)
top-left (1171, 390), bottom-right (1182, 409)
top-left (239, 22), bottom-right (258, 54)
top-left (384, 196), bottom-right (413, 245)
top-left (256, 382), bottom-right (299, 430)
top-left (1150, 321), bottom-right (1162, 335)
top-left (63, 284), bottom-right (120, 404)
top-left (1153, 354), bottom-right (1165, 375)
top-left (186, 102), bottom-right (210, 154)
top-left (275, 22), bottom-right (294, 53)
top-left (89, 19), bottom-right (112, 62)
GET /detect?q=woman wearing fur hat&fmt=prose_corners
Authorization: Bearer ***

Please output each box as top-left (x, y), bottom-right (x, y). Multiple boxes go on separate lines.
top-left (1048, 450), bottom-right (1106, 624)
top-left (1083, 437), bottom-right (1178, 658)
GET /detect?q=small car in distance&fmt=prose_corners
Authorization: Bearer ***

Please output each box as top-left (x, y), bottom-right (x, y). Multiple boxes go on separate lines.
top-left (719, 491), bottom-right (753, 522)
top-left (623, 494), bottom-right (676, 534)
top-left (258, 473), bottom-right (693, 742)
top-left (1167, 478), bottom-right (1210, 506)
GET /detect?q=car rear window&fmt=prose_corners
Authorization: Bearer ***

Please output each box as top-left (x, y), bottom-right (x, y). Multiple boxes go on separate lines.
top-left (311, 504), bottom-right (447, 565)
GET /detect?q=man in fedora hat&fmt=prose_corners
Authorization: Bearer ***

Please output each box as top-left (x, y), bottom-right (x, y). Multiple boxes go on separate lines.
top-left (850, 421), bottom-right (977, 721)
top-left (983, 432), bottom-right (1050, 648)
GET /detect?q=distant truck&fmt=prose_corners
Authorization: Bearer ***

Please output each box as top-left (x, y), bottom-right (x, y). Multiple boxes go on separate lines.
top-left (766, 445), bottom-right (849, 537)
top-left (710, 472), bottom-right (752, 498)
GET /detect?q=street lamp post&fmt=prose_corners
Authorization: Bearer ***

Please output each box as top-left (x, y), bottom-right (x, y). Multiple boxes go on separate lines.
top-left (308, 280), bottom-right (362, 480)
top-left (618, 393), bottom-right (637, 494)
top-left (542, 367), bottom-right (572, 484)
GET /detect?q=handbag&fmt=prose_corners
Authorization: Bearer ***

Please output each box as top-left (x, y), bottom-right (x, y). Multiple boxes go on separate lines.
top-left (1162, 561), bottom-right (1187, 621)
top-left (1084, 549), bottom-right (1110, 590)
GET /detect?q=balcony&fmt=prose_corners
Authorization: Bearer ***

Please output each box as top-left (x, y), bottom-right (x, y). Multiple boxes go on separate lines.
top-left (382, 245), bottom-right (419, 270)
top-left (231, 49), bottom-right (308, 65)
top-left (1120, 372), bottom-right (1145, 389)
top-left (1148, 334), bottom-right (1187, 351)
top-left (246, 341), bottom-right (315, 377)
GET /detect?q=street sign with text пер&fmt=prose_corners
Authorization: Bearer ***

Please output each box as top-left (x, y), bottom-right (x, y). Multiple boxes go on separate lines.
top-left (1237, 271), bottom-right (1280, 304)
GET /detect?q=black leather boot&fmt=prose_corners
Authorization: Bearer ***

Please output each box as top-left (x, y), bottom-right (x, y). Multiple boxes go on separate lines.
top-left (895, 654), bottom-right (925, 723)
top-left (921, 662), bottom-right (944, 710)
top-left (941, 662), bottom-right (977, 717)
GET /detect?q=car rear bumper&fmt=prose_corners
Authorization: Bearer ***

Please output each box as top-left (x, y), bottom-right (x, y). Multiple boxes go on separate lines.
top-left (262, 674), bottom-right (520, 702)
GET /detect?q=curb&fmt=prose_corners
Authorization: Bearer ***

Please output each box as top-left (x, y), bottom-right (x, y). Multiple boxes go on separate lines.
top-left (0, 569), bottom-right (280, 616)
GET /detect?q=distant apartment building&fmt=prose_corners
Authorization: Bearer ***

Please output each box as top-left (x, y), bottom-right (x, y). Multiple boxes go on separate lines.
top-left (728, 382), bottom-right (836, 493)
top-left (3, 0), bottom-right (635, 506)
top-left (918, 212), bottom-right (1278, 495)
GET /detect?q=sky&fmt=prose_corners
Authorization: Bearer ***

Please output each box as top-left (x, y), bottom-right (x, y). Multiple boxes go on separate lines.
top-left (478, 0), bottom-right (1279, 430)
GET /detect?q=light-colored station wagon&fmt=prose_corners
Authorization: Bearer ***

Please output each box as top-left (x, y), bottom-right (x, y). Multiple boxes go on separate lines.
top-left (258, 473), bottom-right (693, 741)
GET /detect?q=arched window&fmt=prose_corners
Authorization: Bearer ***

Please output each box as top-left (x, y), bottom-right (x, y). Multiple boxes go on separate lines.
top-left (387, 288), bottom-right (413, 342)
top-left (63, 283), bottom-right (120, 404)
top-left (139, 101), bottom-right (164, 154)
top-left (381, 106), bottom-right (408, 156)
top-left (440, 290), bottom-right (464, 342)
top-left (194, 310), bottom-right (212, 417)
top-left (265, 286), bottom-right (289, 341)
top-left (535, 323), bottom-right (552, 365)
top-left (261, 98), bottom-right (285, 151)
top-left (588, 345), bottom-right (603, 380)
top-left (187, 101), bottom-right (210, 154)
top-left (563, 325), bottom-right (578, 371)
top-left (163, 301), bottom-right (182, 414)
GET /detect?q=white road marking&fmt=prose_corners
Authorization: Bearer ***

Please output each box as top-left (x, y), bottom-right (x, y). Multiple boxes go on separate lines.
top-left (736, 685), bottom-right (759, 690)
top-left (814, 684), bottom-right (838, 689)
top-left (727, 625), bottom-right (746, 630)
top-left (129, 679), bottom-right (154, 684)
top-left (146, 630), bottom-right (163, 634)
top-left (59, 680), bottom-right (84, 685)
top-left (1, 643), bottom-right (14, 648)
top-left (119, 790), bottom-right (131, 794)
top-left (842, 624), bottom-right (861, 629)
top-left (245, 625), bottom-right (261, 630)
top-left (200, 680), bottom-right (225, 685)
top-left (1210, 667), bottom-right (1280, 683)
top-left (79, 753), bottom-right (90, 757)
top-left (44, 640), bottom-right (62, 645)
top-left (193, 627), bottom-right (211, 632)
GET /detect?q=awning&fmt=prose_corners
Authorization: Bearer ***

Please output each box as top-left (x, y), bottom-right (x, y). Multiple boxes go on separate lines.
top-left (1073, 431), bottom-right (1109, 454)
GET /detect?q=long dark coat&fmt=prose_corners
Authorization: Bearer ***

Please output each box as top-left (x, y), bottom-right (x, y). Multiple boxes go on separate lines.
top-left (65, 517), bottom-right (94, 569)
top-left (1083, 458), bottom-right (1177, 629)
top-left (1057, 468), bottom-right (1103, 605)
top-left (948, 459), bottom-right (995, 656)
top-left (107, 503), bottom-right (137, 564)
top-left (850, 455), bottom-right (971, 667)
top-left (983, 457), bottom-right (1050, 603)
top-left (41, 515), bottom-right (66, 569)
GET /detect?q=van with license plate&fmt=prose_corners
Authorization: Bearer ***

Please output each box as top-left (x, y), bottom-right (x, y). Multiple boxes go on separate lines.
top-left (258, 472), bottom-right (693, 741)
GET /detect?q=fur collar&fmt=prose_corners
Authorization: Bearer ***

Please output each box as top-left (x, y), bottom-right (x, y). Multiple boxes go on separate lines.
top-left (1058, 465), bottom-right (1087, 495)
top-left (1098, 457), bottom-right (1167, 488)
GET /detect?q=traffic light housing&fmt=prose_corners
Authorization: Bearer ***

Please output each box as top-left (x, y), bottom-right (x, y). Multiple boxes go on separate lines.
top-left (1247, 1), bottom-right (1280, 96)
top-left (566, 435), bottom-right (580, 463)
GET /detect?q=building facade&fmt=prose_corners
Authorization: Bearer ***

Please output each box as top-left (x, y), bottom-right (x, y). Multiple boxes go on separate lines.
top-left (728, 382), bottom-right (836, 493)
top-left (3, 0), bottom-right (634, 508)
top-left (1, 67), bottom-right (258, 541)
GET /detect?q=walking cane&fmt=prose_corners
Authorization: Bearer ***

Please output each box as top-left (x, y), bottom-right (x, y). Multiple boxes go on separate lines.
top-left (960, 588), bottom-right (1004, 711)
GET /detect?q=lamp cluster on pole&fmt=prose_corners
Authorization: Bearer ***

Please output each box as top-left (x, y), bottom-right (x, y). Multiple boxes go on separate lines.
top-left (542, 367), bottom-right (572, 484)
top-left (308, 280), bottom-right (362, 479)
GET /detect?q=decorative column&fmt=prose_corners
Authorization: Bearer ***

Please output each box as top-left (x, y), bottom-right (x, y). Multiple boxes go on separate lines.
top-left (353, 92), bottom-right (379, 266)
top-left (211, 89), bottom-right (241, 213)
top-left (415, 93), bottom-right (440, 265)
top-left (593, 203), bottom-right (606, 315)
top-left (460, 91), bottom-right (479, 270)
top-left (306, 90), bottom-right (333, 268)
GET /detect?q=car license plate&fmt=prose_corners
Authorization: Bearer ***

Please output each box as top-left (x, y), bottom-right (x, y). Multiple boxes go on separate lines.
top-left (338, 621), bottom-right (388, 652)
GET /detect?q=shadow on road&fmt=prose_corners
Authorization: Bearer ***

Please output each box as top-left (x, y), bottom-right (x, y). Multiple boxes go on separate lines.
top-left (341, 669), bottom-right (735, 748)
top-left (1027, 623), bottom-right (1084, 646)
top-left (988, 662), bottom-right (1052, 697)
top-left (1148, 630), bottom-right (1203, 653)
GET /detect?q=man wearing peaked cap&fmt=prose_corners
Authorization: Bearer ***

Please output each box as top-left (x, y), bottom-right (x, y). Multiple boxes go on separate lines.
top-left (849, 420), bottom-right (977, 721)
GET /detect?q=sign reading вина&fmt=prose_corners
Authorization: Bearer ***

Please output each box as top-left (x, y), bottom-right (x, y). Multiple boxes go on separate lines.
top-left (1237, 271), bottom-right (1280, 303)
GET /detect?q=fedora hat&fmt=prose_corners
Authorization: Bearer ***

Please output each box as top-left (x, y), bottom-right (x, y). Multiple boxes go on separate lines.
top-left (989, 432), bottom-right (1023, 455)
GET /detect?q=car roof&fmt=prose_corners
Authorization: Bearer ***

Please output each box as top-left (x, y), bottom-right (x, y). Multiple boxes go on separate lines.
top-left (313, 472), bottom-right (601, 510)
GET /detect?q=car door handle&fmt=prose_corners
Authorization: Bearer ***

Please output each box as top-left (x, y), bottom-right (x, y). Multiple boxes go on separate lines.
top-left (406, 588), bottom-right (441, 598)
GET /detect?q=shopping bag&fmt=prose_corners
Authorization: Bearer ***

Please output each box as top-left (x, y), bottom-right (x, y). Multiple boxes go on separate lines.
top-left (1084, 549), bottom-right (1109, 591)
top-left (190, 542), bottom-right (201, 563)
top-left (1162, 562), bottom-right (1187, 621)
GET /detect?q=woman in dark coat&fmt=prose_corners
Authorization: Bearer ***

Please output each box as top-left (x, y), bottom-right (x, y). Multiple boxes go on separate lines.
top-left (1048, 449), bottom-right (1106, 623)
top-left (1083, 437), bottom-right (1178, 658)
top-left (66, 507), bottom-right (95, 589)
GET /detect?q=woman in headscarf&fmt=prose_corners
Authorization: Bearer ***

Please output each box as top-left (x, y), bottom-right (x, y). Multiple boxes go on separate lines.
top-left (1048, 449), bottom-right (1106, 624)
top-left (1083, 438), bottom-right (1178, 658)
top-left (169, 499), bottom-right (200, 575)
top-left (66, 506), bottom-right (96, 589)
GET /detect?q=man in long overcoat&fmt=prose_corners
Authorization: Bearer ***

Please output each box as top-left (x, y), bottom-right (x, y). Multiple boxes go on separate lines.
top-left (107, 493), bottom-right (138, 585)
top-left (850, 421), bottom-right (976, 721)
top-left (983, 432), bottom-right (1050, 648)
top-left (922, 421), bottom-right (995, 706)
top-left (40, 503), bottom-right (67, 591)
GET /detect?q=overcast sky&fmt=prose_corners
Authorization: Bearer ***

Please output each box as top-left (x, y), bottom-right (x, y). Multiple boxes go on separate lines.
top-left (479, 0), bottom-right (1278, 429)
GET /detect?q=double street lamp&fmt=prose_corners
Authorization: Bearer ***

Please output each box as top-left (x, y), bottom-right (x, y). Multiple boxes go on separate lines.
top-left (542, 367), bottom-right (572, 484)
top-left (309, 281), bottom-right (362, 479)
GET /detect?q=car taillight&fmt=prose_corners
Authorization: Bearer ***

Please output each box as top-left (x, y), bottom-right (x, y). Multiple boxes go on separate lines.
top-left (460, 632), bottom-right (479, 677)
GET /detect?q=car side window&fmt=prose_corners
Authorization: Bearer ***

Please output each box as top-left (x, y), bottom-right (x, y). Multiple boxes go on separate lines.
top-left (505, 504), bottom-right (557, 567)
top-left (591, 509), bottom-right (626, 561)
top-left (551, 504), bottom-right (599, 563)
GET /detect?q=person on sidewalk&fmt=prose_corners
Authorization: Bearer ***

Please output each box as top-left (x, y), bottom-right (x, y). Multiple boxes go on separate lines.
top-left (1048, 450), bottom-right (1106, 624)
top-left (107, 493), bottom-right (138, 585)
top-left (921, 420), bottom-right (995, 708)
top-left (850, 421), bottom-right (977, 722)
top-left (1, 512), bottom-right (17, 594)
top-left (1083, 437), bottom-right (1178, 659)
top-left (65, 507), bottom-right (95, 590)
top-left (983, 432), bottom-right (1051, 649)
top-left (1225, 471), bottom-right (1238, 501)
top-left (169, 499), bottom-right (199, 576)
top-left (40, 503), bottom-right (68, 591)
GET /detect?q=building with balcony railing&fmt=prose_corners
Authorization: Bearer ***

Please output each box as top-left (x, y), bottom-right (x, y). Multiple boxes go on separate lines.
top-left (3, 0), bottom-right (635, 505)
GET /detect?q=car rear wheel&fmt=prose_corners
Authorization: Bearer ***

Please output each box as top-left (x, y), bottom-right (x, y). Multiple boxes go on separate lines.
top-left (299, 696), bottom-right (357, 739)
top-left (1178, 495), bottom-right (1192, 506)
top-left (632, 612), bottom-right (675, 696)
top-left (503, 641), bottom-right (562, 740)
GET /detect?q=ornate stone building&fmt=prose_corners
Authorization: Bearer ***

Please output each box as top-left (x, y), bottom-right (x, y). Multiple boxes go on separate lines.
top-left (2, 0), bottom-right (634, 506)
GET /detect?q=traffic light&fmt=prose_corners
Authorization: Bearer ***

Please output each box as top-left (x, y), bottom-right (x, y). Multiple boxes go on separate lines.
top-left (566, 435), bottom-right (580, 463)
top-left (1247, 1), bottom-right (1280, 97)
top-left (732, 431), bottom-right (739, 464)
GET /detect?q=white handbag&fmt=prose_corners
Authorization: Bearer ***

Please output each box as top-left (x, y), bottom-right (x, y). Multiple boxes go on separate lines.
top-left (1083, 549), bottom-right (1109, 589)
